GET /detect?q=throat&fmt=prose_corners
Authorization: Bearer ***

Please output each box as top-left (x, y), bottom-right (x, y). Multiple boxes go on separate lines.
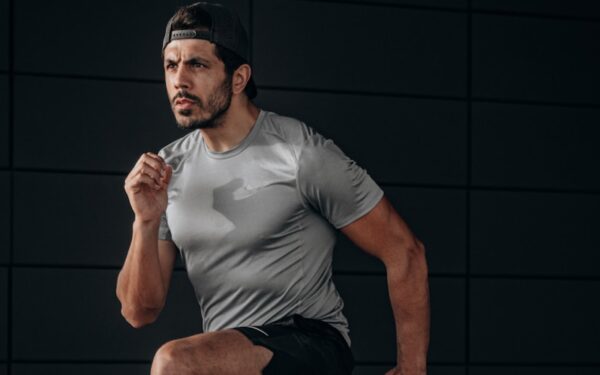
top-left (201, 105), bottom-right (261, 153)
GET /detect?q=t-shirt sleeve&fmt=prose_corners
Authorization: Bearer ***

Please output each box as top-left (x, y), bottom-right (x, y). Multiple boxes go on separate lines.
top-left (296, 132), bottom-right (384, 229)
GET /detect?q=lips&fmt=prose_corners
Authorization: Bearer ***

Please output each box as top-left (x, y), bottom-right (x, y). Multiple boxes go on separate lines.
top-left (175, 98), bottom-right (197, 108)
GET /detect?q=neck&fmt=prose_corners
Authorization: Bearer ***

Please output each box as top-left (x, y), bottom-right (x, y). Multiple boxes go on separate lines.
top-left (200, 96), bottom-right (260, 153)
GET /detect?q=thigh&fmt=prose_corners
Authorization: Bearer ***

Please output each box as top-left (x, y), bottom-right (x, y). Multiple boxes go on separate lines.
top-left (233, 315), bottom-right (355, 375)
top-left (151, 329), bottom-right (273, 375)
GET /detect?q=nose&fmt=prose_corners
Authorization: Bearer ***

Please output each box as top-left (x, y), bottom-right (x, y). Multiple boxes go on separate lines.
top-left (172, 65), bottom-right (191, 91)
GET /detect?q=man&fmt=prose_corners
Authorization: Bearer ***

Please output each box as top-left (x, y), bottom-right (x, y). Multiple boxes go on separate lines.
top-left (116, 2), bottom-right (430, 374)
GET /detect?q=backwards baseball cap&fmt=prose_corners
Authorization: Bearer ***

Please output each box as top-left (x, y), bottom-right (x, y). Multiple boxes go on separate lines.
top-left (162, 2), bottom-right (257, 99)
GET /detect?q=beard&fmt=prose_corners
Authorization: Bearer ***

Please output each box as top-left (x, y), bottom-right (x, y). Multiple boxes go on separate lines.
top-left (172, 76), bottom-right (233, 130)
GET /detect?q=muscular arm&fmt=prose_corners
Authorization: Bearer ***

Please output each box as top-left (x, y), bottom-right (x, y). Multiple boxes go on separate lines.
top-left (116, 152), bottom-right (175, 328)
top-left (116, 225), bottom-right (177, 328)
top-left (341, 196), bottom-right (430, 375)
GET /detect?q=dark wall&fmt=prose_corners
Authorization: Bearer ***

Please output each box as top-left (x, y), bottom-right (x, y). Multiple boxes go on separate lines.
top-left (1, 0), bottom-right (599, 374)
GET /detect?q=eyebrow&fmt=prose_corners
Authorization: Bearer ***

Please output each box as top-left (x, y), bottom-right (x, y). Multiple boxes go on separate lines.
top-left (164, 56), bottom-right (212, 66)
top-left (186, 57), bottom-right (211, 66)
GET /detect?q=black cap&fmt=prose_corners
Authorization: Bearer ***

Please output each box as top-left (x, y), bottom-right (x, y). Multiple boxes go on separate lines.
top-left (162, 2), bottom-right (257, 99)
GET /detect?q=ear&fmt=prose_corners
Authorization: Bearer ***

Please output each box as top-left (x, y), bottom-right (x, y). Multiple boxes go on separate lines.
top-left (231, 64), bottom-right (252, 95)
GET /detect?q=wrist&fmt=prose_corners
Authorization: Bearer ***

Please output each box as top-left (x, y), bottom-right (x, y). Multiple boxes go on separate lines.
top-left (396, 354), bottom-right (427, 374)
top-left (133, 217), bottom-right (161, 231)
top-left (397, 362), bottom-right (427, 375)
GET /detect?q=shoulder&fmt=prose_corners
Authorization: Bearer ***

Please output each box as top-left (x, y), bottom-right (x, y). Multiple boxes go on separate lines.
top-left (258, 110), bottom-right (344, 167)
top-left (157, 130), bottom-right (199, 170)
top-left (259, 110), bottom-right (318, 159)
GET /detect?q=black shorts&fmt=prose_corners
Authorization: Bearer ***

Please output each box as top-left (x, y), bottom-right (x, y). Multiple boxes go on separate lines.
top-left (232, 314), bottom-right (355, 375)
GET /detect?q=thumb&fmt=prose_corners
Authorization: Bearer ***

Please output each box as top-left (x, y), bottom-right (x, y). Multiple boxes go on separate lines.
top-left (163, 164), bottom-right (173, 185)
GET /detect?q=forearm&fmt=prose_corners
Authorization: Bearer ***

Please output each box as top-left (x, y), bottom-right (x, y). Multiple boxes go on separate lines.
top-left (386, 244), bottom-right (430, 374)
top-left (117, 219), bottom-right (167, 316)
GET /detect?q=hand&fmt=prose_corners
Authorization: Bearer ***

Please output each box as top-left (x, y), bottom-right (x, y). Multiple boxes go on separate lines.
top-left (124, 152), bottom-right (173, 222)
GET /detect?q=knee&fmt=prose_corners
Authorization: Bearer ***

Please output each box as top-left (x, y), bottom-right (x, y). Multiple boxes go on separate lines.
top-left (151, 338), bottom-right (214, 375)
top-left (151, 341), bottom-right (180, 375)
top-left (151, 340), bottom-right (192, 375)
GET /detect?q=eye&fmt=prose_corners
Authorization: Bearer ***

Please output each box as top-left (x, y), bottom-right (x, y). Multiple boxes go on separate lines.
top-left (165, 63), bottom-right (177, 71)
top-left (193, 62), bottom-right (206, 69)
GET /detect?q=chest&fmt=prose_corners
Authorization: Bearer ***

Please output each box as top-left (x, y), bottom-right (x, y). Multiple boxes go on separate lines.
top-left (165, 150), bottom-right (304, 254)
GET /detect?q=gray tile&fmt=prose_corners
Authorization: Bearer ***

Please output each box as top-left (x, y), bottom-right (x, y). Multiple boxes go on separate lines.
top-left (256, 90), bottom-right (467, 185)
top-left (335, 275), bottom-right (464, 363)
top-left (14, 76), bottom-right (183, 172)
top-left (473, 15), bottom-right (600, 104)
top-left (0, 0), bottom-right (7, 70)
top-left (0, 75), bottom-right (7, 168)
top-left (0, 173), bottom-right (8, 265)
top-left (253, 1), bottom-right (466, 97)
top-left (316, 0), bottom-right (466, 8)
top-left (12, 268), bottom-right (203, 360)
top-left (470, 279), bottom-right (600, 362)
top-left (333, 186), bottom-right (467, 274)
top-left (12, 364), bottom-right (150, 375)
top-left (0, 268), bottom-right (6, 360)
top-left (472, 102), bottom-right (600, 190)
top-left (470, 366), bottom-right (600, 375)
top-left (15, 0), bottom-right (249, 79)
top-left (13, 172), bottom-right (181, 270)
top-left (471, 190), bottom-right (600, 277)
top-left (428, 367), bottom-right (466, 375)
top-left (472, 0), bottom-right (600, 18)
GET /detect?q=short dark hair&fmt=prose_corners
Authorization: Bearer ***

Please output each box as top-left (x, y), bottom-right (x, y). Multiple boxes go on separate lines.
top-left (164, 4), bottom-right (257, 99)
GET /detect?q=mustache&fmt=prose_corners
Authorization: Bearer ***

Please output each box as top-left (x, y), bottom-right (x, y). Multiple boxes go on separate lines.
top-left (172, 91), bottom-right (201, 104)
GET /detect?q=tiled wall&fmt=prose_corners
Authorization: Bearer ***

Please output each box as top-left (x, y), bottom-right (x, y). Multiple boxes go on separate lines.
top-left (1, 0), bottom-right (599, 374)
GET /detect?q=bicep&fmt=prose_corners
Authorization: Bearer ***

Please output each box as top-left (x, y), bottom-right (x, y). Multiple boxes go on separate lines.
top-left (340, 196), bottom-right (422, 266)
top-left (158, 239), bottom-right (177, 293)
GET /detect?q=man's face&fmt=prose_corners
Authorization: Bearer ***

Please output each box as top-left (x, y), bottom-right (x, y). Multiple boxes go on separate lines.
top-left (163, 39), bottom-right (232, 130)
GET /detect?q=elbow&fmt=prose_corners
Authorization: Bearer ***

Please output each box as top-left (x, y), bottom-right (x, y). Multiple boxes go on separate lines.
top-left (414, 241), bottom-right (429, 276)
top-left (120, 304), bottom-right (160, 329)
top-left (384, 240), bottom-right (429, 279)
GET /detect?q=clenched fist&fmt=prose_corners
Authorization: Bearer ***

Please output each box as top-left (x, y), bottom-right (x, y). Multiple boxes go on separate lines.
top-left (124, 152), bottom-right (173, 223)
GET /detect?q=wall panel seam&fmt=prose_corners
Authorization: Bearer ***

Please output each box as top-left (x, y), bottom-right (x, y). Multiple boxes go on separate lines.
top-left (6, 169), bottom-right (600, 195)
top-left (472, 8), bottom-right (600, 23)
top-left (8, 0), bottom-right (15, 370)
top-left (299, 0), bottom-right (600, 23)
top-left (300, 0), bottom-right (465, 13)
top-left (466, 0), bottom-right (472, 371)
top-left (11, 72), bottom-right (600, 109)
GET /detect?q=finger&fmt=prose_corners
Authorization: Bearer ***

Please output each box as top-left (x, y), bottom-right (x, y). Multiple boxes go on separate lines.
top-left (127, 160), bottom-right (162, 187)
top-left (161, 164), bottom-right (173, 185)
top-left (126, 154), bottom-right (160, 186)
top-left (128, 153), bottom-right (166, 184)
top-left (133, 152), bottom-right (151, 169)
top-left (141, 158), bottom-right (164, 177)
top-left (145, 151), bottom-right (164, 162)
top-left (145, 152), bottom-right (167, 169)
top-left (133, 152), bottom-right (164, 171)
top-left (145, 154), bottom-right (168, 178)
top-left (125, 174), bottom-right (157, 193)
top-left (138, 162), bottom-right (162, 185)
top-left (131, 173), bottom-right (162, 191)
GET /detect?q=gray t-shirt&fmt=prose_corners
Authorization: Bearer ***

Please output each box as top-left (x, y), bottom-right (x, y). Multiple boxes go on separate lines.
top-left (158, 110), bottom-right (383, 347)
